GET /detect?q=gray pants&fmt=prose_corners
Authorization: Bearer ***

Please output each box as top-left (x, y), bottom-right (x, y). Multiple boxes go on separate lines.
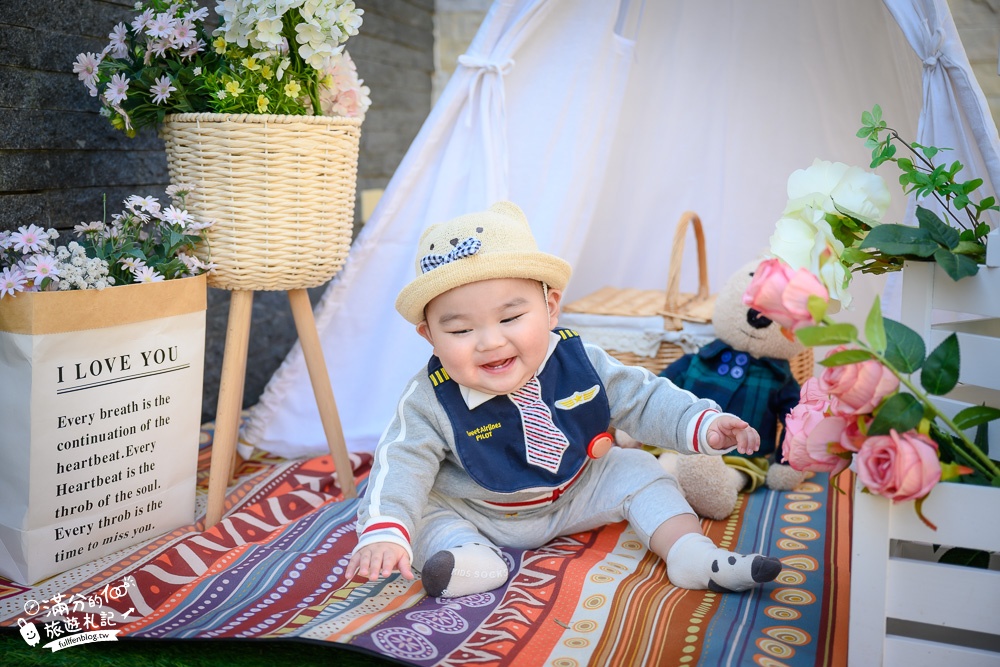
top-left (412, 447), bottom-right (694, 568)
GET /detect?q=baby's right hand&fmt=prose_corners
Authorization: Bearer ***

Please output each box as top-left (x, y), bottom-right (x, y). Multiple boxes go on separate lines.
top-left (346, 542), bottom-right (414, 582)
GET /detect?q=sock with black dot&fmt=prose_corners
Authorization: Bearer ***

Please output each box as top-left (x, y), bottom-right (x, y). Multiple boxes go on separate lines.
top-left (665, 533), bottom-right (782, 592)
top-left (420, 543), bottom-right (509, 598)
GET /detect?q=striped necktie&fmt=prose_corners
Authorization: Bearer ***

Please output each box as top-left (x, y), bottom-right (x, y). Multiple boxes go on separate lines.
top-left (509, 377), bottom-right (570, 473)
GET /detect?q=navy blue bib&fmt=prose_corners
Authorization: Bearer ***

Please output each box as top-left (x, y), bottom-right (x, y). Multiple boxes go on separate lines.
top-left (429, 329), bottom-right (611, 492)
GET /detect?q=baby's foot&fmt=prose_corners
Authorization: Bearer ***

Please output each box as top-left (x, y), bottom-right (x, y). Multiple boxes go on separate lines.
top-left (666, 533), bottom-right (781, 592)
top-left (420, 543), bottom-right (509, 598)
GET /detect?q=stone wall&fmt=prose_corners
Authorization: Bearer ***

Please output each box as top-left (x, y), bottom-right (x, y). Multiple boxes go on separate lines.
top-left (432, 0), bottom-right (490, 103)
top-left (0, 0), bottom-right (435, 423)
top-left (951, 0), bottom-right (1000, 129)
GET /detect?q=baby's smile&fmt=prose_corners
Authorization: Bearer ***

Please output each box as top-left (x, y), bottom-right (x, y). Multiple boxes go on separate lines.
top-left (481, 358), bottom-right (515, 372)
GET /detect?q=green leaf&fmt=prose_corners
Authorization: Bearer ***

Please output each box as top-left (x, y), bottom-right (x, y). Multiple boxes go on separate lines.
top-left (953, 405), bottom-right (1000, 430)
top-left (883, 318), bottom-right (926, 373)
top-left (975, 420), bottom-right (991, 457)
top-left (869, 392), bottom-right (924, 435)
top-left (806, 295), bottom-right (827, 324)
top-left (841, 247), bottom-right (874, 265)
top-left (865, 296), bottom-right (887, 354)
top-left (915, 206), bottom-right (960, 249)
top-left (920, 333), bottom-right (960, 395)
top-left (819, 349), bottom-right (876, 367)
top-left (859, 224), bottom-right (939, 257)
top-left (833, 202), bottom-right (882, 230)
top-left (933, 247), bottom-right (980, 281)
top-left (795, 323), bottom-right (858, 347)
top-left (922, 145), bottom-right (939, 159)
top-left (953, 240), bottom-right (986, 257)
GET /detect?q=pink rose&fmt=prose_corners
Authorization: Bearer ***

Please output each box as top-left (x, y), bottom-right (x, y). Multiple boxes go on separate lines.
top-left (819, 346), bottom-right (899, 416)
top-left (782, 404), bottom-right (851, 475)
top-left (798, 377), bottom-right (830, 411)
top-left (839, 415), bottom-right (871, 452)
top-left (743, 258), bottom-right (829, 332)
top-left (855, 429), bottom-right (941, 502)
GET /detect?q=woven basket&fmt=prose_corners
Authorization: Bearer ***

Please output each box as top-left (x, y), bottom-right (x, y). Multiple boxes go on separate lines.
top-left (160, 113), bottom-right (362, 291)
top-left (563, 211), bottom-right (816, 382)
top-left (563, 211), bottom-right (716, 373)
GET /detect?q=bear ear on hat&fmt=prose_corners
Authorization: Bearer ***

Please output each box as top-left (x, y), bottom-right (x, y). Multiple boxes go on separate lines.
top-left (418, 223), bottom-right (441, 249)
top-left (489, 200), bottom-right (528, 225)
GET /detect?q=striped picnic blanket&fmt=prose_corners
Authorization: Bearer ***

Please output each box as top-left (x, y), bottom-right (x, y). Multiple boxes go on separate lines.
top-left (0, 422), bottom-right (851, 666)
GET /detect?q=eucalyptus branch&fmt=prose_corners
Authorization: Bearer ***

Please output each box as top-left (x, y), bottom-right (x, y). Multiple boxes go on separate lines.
top-left (885, 128), bottom-right (972, 231)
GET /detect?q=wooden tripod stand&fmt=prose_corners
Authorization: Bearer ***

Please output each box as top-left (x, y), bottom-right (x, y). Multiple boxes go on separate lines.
top-left (204, 288), bottom-right (357, 528)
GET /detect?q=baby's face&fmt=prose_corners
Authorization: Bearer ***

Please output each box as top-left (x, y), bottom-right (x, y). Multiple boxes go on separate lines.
top-left (418, 278), bottom-right (560, 395)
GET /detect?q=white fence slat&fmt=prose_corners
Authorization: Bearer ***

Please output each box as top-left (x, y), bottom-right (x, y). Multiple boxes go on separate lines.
top-left (885, 636), bottom-right (1000, 667)
top-left (886, 483), bottom-right (1000, 553)
top-left (885, 559), bottom-right (1000, 634)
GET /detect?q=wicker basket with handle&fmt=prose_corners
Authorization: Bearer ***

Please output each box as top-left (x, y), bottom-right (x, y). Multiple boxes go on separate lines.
top-left (563, 211), bottom-right (715, 373)
top-left (159, 113), bottom-right (362, 291)
top-left (563, 211), bottom-right (814, 383)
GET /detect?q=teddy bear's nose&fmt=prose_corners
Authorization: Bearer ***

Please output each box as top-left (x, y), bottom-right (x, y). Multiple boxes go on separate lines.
top-left (449, 237), bottom-right (459, 246)
top-left (746, 309), bottom-right (772, 329)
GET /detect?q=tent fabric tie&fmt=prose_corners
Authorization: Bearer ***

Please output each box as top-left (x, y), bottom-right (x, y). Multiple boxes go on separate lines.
top-left (458, 54), bottom-right (515, 128)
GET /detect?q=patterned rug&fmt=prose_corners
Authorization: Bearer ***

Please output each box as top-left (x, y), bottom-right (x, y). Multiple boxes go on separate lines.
top-left (0, 422), bottom-right (852, 666)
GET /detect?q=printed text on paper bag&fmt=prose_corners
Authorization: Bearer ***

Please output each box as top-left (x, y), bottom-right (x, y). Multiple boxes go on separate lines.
top-left (43, 344), bottom-right (195, 568)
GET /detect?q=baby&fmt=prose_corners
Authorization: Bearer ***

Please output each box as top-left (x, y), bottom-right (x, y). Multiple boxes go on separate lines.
top-left (345, 201), bottom-right (782, 598)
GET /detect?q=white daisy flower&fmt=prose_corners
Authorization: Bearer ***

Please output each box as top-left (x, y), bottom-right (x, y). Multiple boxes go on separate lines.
top-left (132, 265), bottom-right (165, 283)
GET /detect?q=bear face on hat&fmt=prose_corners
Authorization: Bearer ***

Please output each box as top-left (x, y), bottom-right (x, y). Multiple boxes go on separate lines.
top-left (395, 201), bottom-right (572, 324)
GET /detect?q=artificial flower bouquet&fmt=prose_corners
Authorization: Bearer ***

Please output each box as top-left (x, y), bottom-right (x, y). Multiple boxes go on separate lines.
top-left (769, 105), bottom-right (996, 307)
top-left (746, 106), bottom-right (1000, 525)
top-left (74, 0), bottom-right (371, 136)
top-left (0, 184), bottom-right (213, 299)
top-left (745, 259), bottom-right (1000, 526)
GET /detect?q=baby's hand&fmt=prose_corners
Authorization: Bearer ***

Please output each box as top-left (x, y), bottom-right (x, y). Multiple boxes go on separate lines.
top-left (706, 415), bottom-right (760, 455)
top-left (346, 542), bottom-right (414, 582)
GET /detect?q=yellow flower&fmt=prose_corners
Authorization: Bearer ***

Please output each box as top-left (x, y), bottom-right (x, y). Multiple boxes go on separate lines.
top-left (242, 57), bottom-right (260, 71)
top-left (212, 36), bottom-right (227, 54)
top-left (283, 80), bottom-right (301, 98)
top-left (257, 95), bottom-right (269, 113)
top-left (320, 74), bottom-right (334, 88)
top-left (260, 65), bottom-right (274, 80)
top-left (225, 81), bottom-right (244, 98)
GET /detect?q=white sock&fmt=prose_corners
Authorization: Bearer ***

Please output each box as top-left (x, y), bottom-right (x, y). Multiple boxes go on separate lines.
top-left (665, 533), bottom-right (782, 592)
top-left (420, 543), bottom-right (509, 598)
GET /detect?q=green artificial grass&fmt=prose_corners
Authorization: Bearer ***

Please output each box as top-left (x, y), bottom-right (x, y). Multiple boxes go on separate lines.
top-left (0, 629), bottom-right (405, 667)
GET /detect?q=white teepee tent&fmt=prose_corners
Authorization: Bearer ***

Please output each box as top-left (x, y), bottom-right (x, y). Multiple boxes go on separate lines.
top-left (243, 0), bottom-right (999, 457)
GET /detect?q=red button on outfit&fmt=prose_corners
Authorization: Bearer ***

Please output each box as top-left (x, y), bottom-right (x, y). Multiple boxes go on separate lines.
top-left (587, 432), bottom-right (614, 459)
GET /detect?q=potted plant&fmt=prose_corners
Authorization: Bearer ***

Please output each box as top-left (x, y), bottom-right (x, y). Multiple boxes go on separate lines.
top-left (74, 0), bottom-right (371, 290)
top-left (0, 188), bottom-right (213, 584)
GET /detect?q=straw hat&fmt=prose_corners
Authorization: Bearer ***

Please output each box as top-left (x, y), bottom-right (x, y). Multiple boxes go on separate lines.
top-left (395, 201), bottom-right (572, 324)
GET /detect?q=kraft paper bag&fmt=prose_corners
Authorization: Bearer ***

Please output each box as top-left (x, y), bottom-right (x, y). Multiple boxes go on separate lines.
top-left (0, 274), bottom-right (207, 585)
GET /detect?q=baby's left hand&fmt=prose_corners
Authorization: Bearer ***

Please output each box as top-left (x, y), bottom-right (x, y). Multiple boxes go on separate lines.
top-left (706, 415), bottom-right (760, 455)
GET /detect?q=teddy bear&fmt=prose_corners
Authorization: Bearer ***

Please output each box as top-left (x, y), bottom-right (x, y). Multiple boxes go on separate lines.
top-left (621, 258), bottom-right (809, 520)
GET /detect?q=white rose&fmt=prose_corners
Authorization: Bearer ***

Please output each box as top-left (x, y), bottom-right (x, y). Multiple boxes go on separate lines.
top-left (787, 158), bottom-right (890, 220)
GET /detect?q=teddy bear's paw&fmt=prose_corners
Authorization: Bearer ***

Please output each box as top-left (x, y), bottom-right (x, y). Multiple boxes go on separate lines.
top-left (675, 456), bottom-right (742, 520)
top-left (613, 429), bottom-right (643, 449)
top-left (765, 463), bottom-right (808, 491)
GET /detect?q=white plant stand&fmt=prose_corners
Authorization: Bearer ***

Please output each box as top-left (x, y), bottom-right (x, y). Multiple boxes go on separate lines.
top-left (848, 232), bottom-right (1000, 666)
